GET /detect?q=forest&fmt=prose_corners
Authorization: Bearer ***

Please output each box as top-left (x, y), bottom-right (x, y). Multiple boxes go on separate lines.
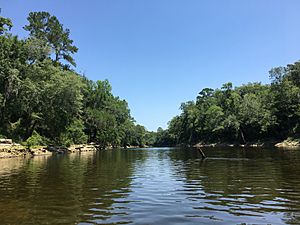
top-left (156, 64), bottom-right (300, 146)
top-left (1, 12), bottom-right (299, 149)
top-left (0, 12), bottom-right (155, 149)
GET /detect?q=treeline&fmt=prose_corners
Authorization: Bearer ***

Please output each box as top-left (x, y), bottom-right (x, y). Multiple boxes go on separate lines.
top-left (156, 63), bottom-right (300, 146)
top-left (0, 12), bottom-right (154, 148)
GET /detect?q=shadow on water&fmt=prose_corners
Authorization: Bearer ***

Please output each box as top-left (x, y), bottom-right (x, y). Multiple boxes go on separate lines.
top-left (0, 147), bottom-right (299, 224)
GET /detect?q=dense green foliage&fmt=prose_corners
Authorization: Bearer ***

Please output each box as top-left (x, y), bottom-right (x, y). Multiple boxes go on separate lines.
top-left (0, 13), bottom-right (153, 148)
top-left (156, 65), bottom-right (300, 146)
top-left (1, 12), bottom-right (299, 148)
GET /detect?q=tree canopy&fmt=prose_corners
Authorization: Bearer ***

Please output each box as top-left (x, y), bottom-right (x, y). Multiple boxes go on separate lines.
top-left (0, 12), bottom-right (154, 148)
top-left (0, 16), bottom-right (12, 34)
top-left (156, 65), bottom-right (300, 146)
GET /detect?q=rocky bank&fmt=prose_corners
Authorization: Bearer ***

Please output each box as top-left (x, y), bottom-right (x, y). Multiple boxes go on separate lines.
top-left (0, 139), bottom-right (99, 159)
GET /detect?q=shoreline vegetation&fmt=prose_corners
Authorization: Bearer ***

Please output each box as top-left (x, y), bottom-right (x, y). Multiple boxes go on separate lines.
top-left (1, 12), bottom-right (300, 156)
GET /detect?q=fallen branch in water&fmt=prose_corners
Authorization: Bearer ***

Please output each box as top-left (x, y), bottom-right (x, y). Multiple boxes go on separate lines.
top-left (196, 148), bottom-right (206, 159)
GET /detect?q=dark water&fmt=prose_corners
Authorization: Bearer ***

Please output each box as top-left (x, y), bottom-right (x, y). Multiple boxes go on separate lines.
top-left (0, 147), bottom-right (300, 225)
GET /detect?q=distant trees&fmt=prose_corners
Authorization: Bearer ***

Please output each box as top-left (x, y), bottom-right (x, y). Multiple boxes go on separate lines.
top-left (0, 12), bottom-right (154, 148)
top-left (159, 63), bottom-right (300, 146)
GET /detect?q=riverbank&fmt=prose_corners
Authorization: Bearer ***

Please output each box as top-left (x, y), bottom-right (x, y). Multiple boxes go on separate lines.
top-left (193, 138), bottom-right (300, 149)
top-left (1, 138), bottom-right (299, 159)
top-left (0, 140), bottom-right (151, 159)
top-left (0, 139), bottom-right (99, 159)
top-left (0, 144), bottom-right (52, 158)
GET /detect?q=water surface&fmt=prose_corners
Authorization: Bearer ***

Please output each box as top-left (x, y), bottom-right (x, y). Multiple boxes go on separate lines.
top-left (0, 147), bottom-right (300, 224)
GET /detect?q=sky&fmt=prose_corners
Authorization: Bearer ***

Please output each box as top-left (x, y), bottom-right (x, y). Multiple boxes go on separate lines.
top-left (1, 0), bottom-right (300, 131)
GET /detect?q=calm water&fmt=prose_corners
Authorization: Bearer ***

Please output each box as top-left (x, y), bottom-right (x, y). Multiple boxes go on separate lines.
top-left (0, 147), bottom-right (300, 225)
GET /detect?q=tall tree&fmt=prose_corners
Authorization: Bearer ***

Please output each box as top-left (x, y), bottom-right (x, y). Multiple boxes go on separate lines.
top-left (24, 11), bottom-right (78, 67)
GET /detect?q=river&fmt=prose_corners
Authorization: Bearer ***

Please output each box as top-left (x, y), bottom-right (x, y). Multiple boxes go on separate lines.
top-left (0, 147), bottom-right (300, 224)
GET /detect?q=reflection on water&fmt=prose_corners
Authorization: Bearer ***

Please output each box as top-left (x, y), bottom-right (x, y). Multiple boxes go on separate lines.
top-left (0, 147), bottom-right (300, 224)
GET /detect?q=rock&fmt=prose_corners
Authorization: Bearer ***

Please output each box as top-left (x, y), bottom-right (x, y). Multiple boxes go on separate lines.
top-left (0, 139), bottom-right (13, 144)
top-left (275, 139), bottom-right (300, 148)
top-left (67, 144), bottom-right (97, 153)
top-left (30, 146), bottom-right (52, 156)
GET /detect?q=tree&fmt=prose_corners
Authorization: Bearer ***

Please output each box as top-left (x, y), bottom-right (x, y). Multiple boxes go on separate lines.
top-left (0, 13), bottom-right (149, 149)
top-left (0, 16), bottom-right (12, 34)
top-left (269, 64), bottom-right (300, 138)
top-left (24, 11), bottom-right (78, 67)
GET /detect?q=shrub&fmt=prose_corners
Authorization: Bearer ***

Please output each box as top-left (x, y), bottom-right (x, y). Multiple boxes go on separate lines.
top-left (23, 131), bottom-right (46, 149)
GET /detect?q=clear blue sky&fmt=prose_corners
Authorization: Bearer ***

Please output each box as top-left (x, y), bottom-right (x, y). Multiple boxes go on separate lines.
top-left (1, 0), bottom-right (300, 131)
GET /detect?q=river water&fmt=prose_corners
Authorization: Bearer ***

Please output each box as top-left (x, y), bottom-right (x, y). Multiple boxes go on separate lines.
top-left (0, 147), bottom-right (300, 224)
